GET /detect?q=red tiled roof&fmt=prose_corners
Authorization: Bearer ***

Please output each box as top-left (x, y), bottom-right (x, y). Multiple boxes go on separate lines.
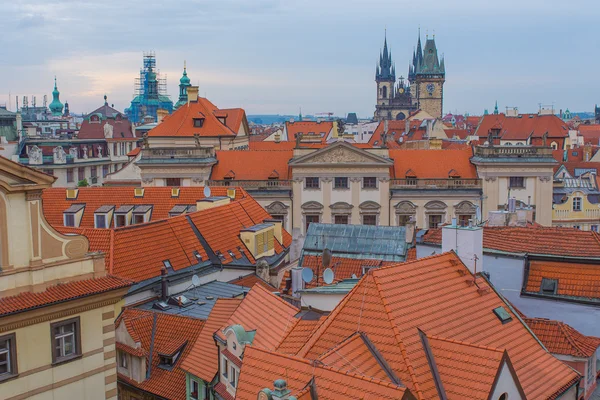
top-left (0, 275), bottom-right (131, 316)
top-left (389, 148), bottom-right (476, 179)
top-left (524, 260), bottom-right (600, 300)
top-left (222, 348), bottom-right (243, 368)
top-left (214, 382), bottom-right (235, 400)
top-left (276, 315), bottom-right (326, 355)
top-left (578, 124), bottom-right (600, 144)
top-left (116, 341), bottom-right (147, 357)
top-left (476, 114), bottom-right (569, 141)
top-left (285, 121), bottom-right (333, 144)
top-left (524, 318), bottom-right (600, 358)
top-left (236, 346), bottom-right (411, 400)
top-left (211, 150), bottom-right (292, 180)
top-left (42, 186), bottom-right (246, 230)
top-left (422, 226), bottom-right (600, 258)
top-left (298, 252), bottom-right (580, 400)
top-left (180, 298), bottom-right (242, 382)
top-left (444, 128), bottom-right (469, 140)
top-left (79, 118), bottom-right (135, 140)
top-left (369, 120), bottom-right (406, 148)
top-left (116, 309), bottom-right (204, 400)
top-left (215, 284), bottom-right (299, 351)
top-left (127, 147), bottom-right (141, 157)
top-left (148, 97), bottom-right (245, 137)
top-left (228, 274), bottom-right (277, 292)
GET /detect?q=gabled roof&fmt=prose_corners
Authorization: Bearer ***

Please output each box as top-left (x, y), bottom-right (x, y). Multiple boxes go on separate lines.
top-left (211, 150), bottom-right (292, 180)
top-left (475, 114), bottom-right (569, 141)
top-left (389, 148), bottom-right (477, 179)
top-left (524, 317), bottom-right (600, 358)
top-left (0, 275), bottom-right (132, 317)
top-left (524, 260), bottom-right (600, 302)
top-left (115, 309), bottom-right (204, 399)
top-left (180, 298), bottom-right (243, 382)
top-left (422, 226), bottom-right (600, 258)
top-left (147, 97), bottom-right (246, 138)
top-left (297, 252), bottom-right (580, 400)
top-left (236, 346), bottom-right (412, 400)
top-left (369, 120), bottom-right (406, 148)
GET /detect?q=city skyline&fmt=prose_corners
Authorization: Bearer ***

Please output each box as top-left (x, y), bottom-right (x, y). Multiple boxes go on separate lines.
top-left (1, 0), bottom-right (598, 117)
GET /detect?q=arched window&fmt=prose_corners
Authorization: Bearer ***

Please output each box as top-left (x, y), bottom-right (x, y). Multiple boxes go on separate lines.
top-left (551, 141), bottom-right (558, 150)
top-left (382, 86), bottom-right (387, 99)
top-left (498, 393), bottom-right (508, 400)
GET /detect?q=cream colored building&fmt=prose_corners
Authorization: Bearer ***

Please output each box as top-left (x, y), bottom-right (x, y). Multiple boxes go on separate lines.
top-left (0, 156), bottom-right (130, 400)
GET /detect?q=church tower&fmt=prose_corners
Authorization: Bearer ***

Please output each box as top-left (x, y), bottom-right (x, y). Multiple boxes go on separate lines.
top-left (374, 33), bottom-right (396, 121)
top-left (409, 32), bottom-right (445, 118)
top-left (174, 62), bottom-right (191, 109)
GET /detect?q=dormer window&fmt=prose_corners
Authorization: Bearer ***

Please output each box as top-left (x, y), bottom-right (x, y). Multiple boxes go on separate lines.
top-left (132, 205), bottom-right (152, 224)
top-left (94, 205), bottom-right (114, 228)
top-left (63, 204), bottom-right (85, 227)
top-left (193, 118), bottom-right (204, 128)
top-left (114, 205), bottom-right (134, 227)
top-left (158, 341), bottom-right (187, 370)
top-left (541, 278), bottom-right (558, 295)
top-left (95, 214), bottom-right (107, 229)
top-left (64, 213), bottom-right (76, 227)
top-left (193, 250), bottom-right (202, 262)
top-left (217, 117), bottom-right (226, 125)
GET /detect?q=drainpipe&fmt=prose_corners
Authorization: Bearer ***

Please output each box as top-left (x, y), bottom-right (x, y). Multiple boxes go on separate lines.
top-left (160, 267), bottom-right (168, 301)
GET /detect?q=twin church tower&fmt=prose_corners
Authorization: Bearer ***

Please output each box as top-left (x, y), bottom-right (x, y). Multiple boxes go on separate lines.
top-left (374, 31), bottom-right (445, 121)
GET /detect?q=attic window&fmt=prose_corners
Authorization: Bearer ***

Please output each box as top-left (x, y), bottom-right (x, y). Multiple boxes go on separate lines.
top-left (169, 295), bottom-right (192, 308)
top-left (193, 118), bottom-right (204, 128)
top-left (153, 301), bottom-right (170, 311)
top-left (64, 213), bottom-right (76, 227)
top-left (492, 306), bottom-right (513, 324)
top-left (228, 250), bottom-right (236, 258)
top-left (540, 278), bottom-right (558, 295)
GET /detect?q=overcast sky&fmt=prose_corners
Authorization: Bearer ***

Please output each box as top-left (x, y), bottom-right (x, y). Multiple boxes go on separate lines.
top-left (0, 0), bottom-right (598, 118)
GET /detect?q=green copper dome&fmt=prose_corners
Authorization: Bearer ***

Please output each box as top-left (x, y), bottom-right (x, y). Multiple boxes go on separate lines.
top-left (49, 77), bottom-right (64, 116)
top-left (180, 65), bottom-right (190, 85)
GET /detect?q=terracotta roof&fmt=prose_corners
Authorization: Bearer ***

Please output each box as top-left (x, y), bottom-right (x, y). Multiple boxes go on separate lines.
top-left (236, 346), bottom-right (411, 400)
top-left (285, 121), bottom-right (333, 144)
top-left (476, 114), bottom-right (569, 141)
top-left (276, 313), bottom-right (326, 355)
top-left (127, 147), bottom-right (141, 157)
top-left (42, 186), bottom-right (245, 230)
top-left (180, 298), bottom-right (242, 382)
top-left (116, 341), bottom-right (147, 357)
top-left (389, 148), bottom-right (476, 179)
top-left (228, 274), bottom-right (277, 291)
top-left (578, 124), bottom-right (600, 144)
top-left (78, 118), bottom-right (135, 140)
top-left (116, 308), bottom-right (204, 400)
top-left (524, 260), bottom-right (600, 301)
top-left (524, 317), bottom-right (600, 358)
top-left (422, 226), bottom-right (600, 258)
top-left (369, 120), bottom-right (406, 148)
top-left (211, 150), bottom-right (292, 180)
top-left (215, 284), bottom-right (299, 350)
top-left (298, 252), bottom-right (580, 400)
top-left (444, 128), bottom-right (469, 140)
top-left (0, 275), bottom-right (131, 316)
top-left (214, 382), bottom-right (234, 400)
top-left (148, 97), bottom-right (245, 137)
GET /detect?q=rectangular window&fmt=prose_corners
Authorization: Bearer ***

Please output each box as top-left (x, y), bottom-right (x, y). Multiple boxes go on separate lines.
top-left (95, 214), bottom-right (107, 229)
top-left (334, 177), bottom-right (348, 189)
top-left (190, 379), bottom-right (199, 400)
top-left (91, 166), bottom-right (97, 178)
top-left (66, 168), bottom-right (74, 183)
top-left (398, 215), bottom-right (413, 226)
top-left (458, 214), bottom-right (473, 227)
top-left (573, 197), bottom-right (582, 211)
top-left (119, 351), bottom-right (127, 369)
top-left (363, 177), bottom-right (377, 189)
top-left (0, 333), bottom-right (17, 381)
top-left (133, 214), bottom-right (145, 224)
top-left (540, 278), bottom-right (558, 295)
top-left (115, 214), bottom-right (127, 227)
top-left (78, 167), bottom-right (85, 182)
top-left (166, 178), bottom-right (182, 186)
top-left (428, 214), bottom-right (443, 229)
top-left (306, 214), bottom-right (320, 232)
top-left (222, 357), bottom-right (229, 378)
top-left (334, 215), bottom-right (349, 224)
top-left (305, 177), bottom-right (319, 189)
top-left (271, 214), bottom-right (284, 222)
top-left (102, 165), bottom-right (109, 178)
top-left (230, 366), bottom-right (237, 387)
top-left (64, 213), bottom-right (75, 227)
top-left (193, 118), bottom-right (204, 128)
top-left (51, 317), bottom-right (81, 364)
top-left (362, 214), bottom-right (377, 226)
top-left (509, 177), bottom-right (525, 188)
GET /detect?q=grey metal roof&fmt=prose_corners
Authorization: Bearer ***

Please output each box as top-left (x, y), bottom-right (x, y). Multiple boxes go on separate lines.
top-left (115, 205), bottom-right (134, 213)
top-left (298, 278), bottom-right (359, 294)
top-left (303, 223), bottom-right (408, 261)
top-left (241, 223), bottom-right (274, 232)
top-left (169, 205), bottom-right (190, 214)
top-left (133, 205), bottom-right (153, 213)
top-left (95, 205), bottom-right (115, 213)
top-left (136, 280), bottom-right (248, 320)
top-left (64, 204), bottom-right (85, 213)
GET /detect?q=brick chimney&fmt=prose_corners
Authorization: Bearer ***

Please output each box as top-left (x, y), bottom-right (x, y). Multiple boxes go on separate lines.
top-left (156, 108), bottom-right (169, 123)
top-left (186, 86), bottom-right (199, 104)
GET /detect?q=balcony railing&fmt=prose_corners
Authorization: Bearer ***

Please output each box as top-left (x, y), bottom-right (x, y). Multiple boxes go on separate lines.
top-left (473, 145), bottom-right (554, 158)
top-left (206, 179), bottom-right (292, 189)
top-left (390, 178), bottom-right (482, 189)
top-left (141, 147), bottom-right (215, 159)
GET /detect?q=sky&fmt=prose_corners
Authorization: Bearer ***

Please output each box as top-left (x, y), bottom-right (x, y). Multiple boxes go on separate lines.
top-left (0, 0), bottom-right (599, 118)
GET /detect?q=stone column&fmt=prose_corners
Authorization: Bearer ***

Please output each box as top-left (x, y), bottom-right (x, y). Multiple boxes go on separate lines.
top-left (350, 178), bottom-right (361, 224)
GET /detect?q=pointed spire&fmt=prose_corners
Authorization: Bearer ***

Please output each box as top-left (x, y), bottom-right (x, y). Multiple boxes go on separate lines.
top-left (494, 101), bottom-right (499, 115)
top-left (439, 55), bottom-right (445, 73)
top-left (54, 75), bottom-right (58, 90)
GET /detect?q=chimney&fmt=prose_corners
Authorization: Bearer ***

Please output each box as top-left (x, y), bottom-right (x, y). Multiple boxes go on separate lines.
top-left (405, 117), bottom-right (410, 134)
top-left (256, 259), bottom-right (270, 283)
top-left (290, 266), bottom-right (304, 297)
top-left (186, 86), bottom-right (199, 104)
top-left (156, 108), bottom-right (169, 123)
top-left (274, 131), bottom-right (281, 143)
top-left (271, 379), bottom-right (292, 400)
top-left (160, 267), bottom-right (168, 301)
top-left (405, 216), bottom-right (416, 245)
top-left (426, 119), bottom-right (433, 138)
top-left (196, 196), bottom-right (230, 211)
top-left (442, 222), bottom-right (483, 274)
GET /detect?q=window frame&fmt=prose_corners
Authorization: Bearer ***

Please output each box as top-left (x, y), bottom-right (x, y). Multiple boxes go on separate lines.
top-left (133, 213), bottom-right (145, 224)
top-left (0, 333), bottom-right (17, 382)
top-left (334, 214), bottom-right (349, 225)
top-left (362, 214), bottom-right (377, 226)
top-left (66, 168), bottom-right (74, 183)
top-left (118, 350), bottom-right (128, 369)
top-left (230, 365), bottom-right (237, 387)
top-left (222, 356), bottom-right (229, 379)
top-left (573, 196), bottom-right (582, 212)
top-left (50, 317), bottom-right (81, 365)
top-left (362, 177), bottom-right (378, 189)
top-left (428, 214), bottom-right (443, 229)
top-left (305, 177), bottom-right (320, 189)
top-left (193, 118), bottom-right (205, 128)
top-left (64, 213), bottom-right (76, 227)
top-left (508, 176), bottom-right (525, 189)
top-left (540, 278), bottom-right (558, 295)
top-left (305, 214), bottom-right (320, 232)
top-left (333, 177), bottom-right (349, 189)
top-left (115, 214), bottom-right (127, 227)
top-left (190, 378), bottom-right (200, 400)
top-left (94, 213), bottom-right (107, 229)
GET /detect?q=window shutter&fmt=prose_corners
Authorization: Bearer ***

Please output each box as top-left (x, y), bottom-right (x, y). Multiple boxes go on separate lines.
top-left (267, 229), bottom-right (274, 251)
top-left (256, 232), bottom-right (265, 255)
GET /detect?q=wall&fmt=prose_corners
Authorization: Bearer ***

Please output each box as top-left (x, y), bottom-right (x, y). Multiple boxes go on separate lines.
top-left (298, 292), bottom-right (346, 311)
top-left (553, 190), bottom-right (600, 231)
top-left (489, 361), bottom-right (525, 400)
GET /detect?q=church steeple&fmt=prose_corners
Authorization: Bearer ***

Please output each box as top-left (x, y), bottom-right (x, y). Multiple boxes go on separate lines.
top-left (175, 61), bottom-right (192, 109)
top-left (49, 76), bottom-right (64, 117)
top-left (494, 101), bottom-right (499, 115)
top-left (376, 31), bottom-right (395, 82)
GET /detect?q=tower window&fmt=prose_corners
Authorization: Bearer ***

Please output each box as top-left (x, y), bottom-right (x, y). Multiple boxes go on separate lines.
top-left (382, 86), bottom-right (387, 99)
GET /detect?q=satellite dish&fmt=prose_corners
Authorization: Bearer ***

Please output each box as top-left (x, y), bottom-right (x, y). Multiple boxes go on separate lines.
top-left (191, 275), bottom-right (200, 286)
top-left (301, 267), bottom-right (314, 283)
top-left (475, 206), bottom-right (482, 223)
top-left (322, 248), bottom-right (332, 268)
top-left (351, 274), bottom-right (357, 279)
top-left (323, 268), bottom-right (334, 285)
top-left (203, 186), bottom-right (211, 198)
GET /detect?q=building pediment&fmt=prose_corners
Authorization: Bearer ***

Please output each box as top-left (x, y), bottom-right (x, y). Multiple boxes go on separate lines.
top-left (289, 142), bottom-right (393, 167)
top-left (0, 157), bottom-right (55, 193)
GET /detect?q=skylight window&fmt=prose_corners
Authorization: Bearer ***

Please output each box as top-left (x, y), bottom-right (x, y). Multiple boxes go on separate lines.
top-left (540, 278), bottom-right (558, 295)
top-left (492, 306), bottom-right (513, 324)
top-left (153, 301), bottom-right (170, 311)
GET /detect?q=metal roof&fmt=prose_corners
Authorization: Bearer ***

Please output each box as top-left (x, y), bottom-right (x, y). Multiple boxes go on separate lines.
top-left (64, 203), bottom-right (85, 213)
top-left (240, 223), bottom-right (274, 233)
top-left (95, 205), bottom-right (115, 213)
top-left (115, 205), bottom-right (135, 213)
top-left (298, 278), bottom-right (359, 294)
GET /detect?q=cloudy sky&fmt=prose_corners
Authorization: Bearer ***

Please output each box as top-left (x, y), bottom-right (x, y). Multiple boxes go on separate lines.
top-left (0, 0), bottom-right (598, 118)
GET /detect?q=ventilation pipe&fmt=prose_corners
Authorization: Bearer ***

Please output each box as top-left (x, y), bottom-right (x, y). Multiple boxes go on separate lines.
top-left (160, 267), bottom-right (168, 301)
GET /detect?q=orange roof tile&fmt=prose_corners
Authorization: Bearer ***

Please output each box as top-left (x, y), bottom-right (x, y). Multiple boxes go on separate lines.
top-left (578, 124), bottom-right (600, 144)
top-left (180, 298), bottom-right (243, 382)
top-left (524, 260), bottom-right (600, 301)
top-left (228, 274), bottom-right (277, 292)
top-left (298, 252), bottom-right (580, 400)
top-left (524, 318), bottom-right (600, 358)
top-left (236, 346), bottom-right (411, 400)
top-left (285, 121), bottom-right (333, 144)
top-left (476, 114), bottom-right (569, 141)
top-left (116, 309), bottom-right (204, 400)
top-left (127, 147), bottom-right (141, 157)
top-left (42, 186), bottom-right (246, 230)
top-left (148, 97), bottom-right (245, 137)
top-left (369, 120), bottom-right (406, 148)
top-left (276, 314), bottom-right (326, 355)
top-left (422, 226), bottom-right (600, 258)
top-left (212, 150), bottom-right (292, 180)
top-left (389, 148), bottom-right (476, 179)
top-left (0, 275), bottom-right (131, 316)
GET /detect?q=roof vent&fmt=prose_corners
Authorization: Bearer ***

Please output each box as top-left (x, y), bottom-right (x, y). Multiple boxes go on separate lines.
top-left (66, 188), bottom-right (79, 199)
top-left (171, 188), bottom-right (180, 198)
top-left (492, 306), bottom-right (513, 324)
top-left (134, 187), bottom-right (144, 198)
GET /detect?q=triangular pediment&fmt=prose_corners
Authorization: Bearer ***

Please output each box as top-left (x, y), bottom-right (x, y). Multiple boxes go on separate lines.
top-left (289, 142), bottom-right (393, 166)
top-left (0, 156), bottom-right (55, 193)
